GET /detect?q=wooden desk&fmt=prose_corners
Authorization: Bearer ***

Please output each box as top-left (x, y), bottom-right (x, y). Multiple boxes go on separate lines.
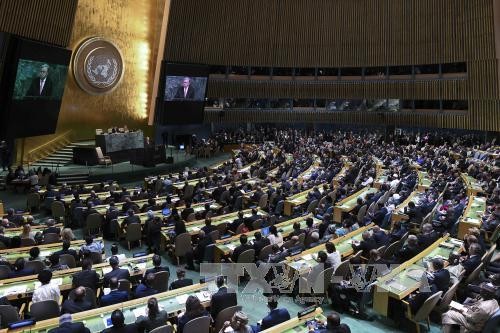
top-left (92, 196), bottom-right (170, 215)
top-left (3, 223), bottom-right (64, 238)
top-left (261, 307), bottom-right (325, 333)
top-left (417, 171), bottom-right (432, 191)
top-left (284, 184), bottom-right (327, 216)
top-left (458, 196), bottom-right (487, 239)
top-left (372, 236), bottom-right (463, 317)
top-left (1, 283), bottom-right (212, 333)
top-left (298, 163), bottom-right (322, 183)
top-left (332, 164), bottom-right (351, 187)
top-left (333, 187), bottom-right (378, 223)
top-left (0, 238), bottom-right (103, 263)
top-left (0, 201), bottom-right (4, 216)
top-left (214, 214), bottom-right (319, 261)
top-left (37, 182), bottom-right (119, 198)
top-left (0, 255), bottom-right (153, 301)
top-left (374, 169), bottom-right (388, 189)
top-left (285, 224), bottom-right (375, 275)
top-left (391, 191), bottom-right (422, 224)
top-left (461, 173), bottom-right (483, 196)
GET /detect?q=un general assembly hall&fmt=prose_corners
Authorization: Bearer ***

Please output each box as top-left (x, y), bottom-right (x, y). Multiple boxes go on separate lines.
top-left (0, 0), bottom-right (499, 332)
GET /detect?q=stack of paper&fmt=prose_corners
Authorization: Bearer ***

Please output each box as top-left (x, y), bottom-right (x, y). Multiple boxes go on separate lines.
top-left (136, 263), bottom-right (147, 271)
top-left (226, 244), bottom-right (236, 251)
top-left (132, 307), bottom-right (147, 318)
top-left (388, 281), bottom-right (408, 292)
top-left (191, 227), bottom-right (201, 232)
top-left (102, 267), bottom-right (112, 275)
top-left (196, 291), bottom-right (211, 302)
top-left (302, 254), bottom-right (313, 261)
top-left (1, 285), bottom-right (27, 296)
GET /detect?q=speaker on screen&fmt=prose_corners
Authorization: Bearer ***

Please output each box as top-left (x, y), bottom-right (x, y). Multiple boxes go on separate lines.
top-left (0, 33), bottom-right (71, 139)
top-left (154, 62), bottom-right (209, 125)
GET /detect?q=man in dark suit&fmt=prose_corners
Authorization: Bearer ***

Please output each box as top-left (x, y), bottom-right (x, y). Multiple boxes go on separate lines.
top-left (185, 230), bottom-right (214, 270)
top-left (417, 223), bottom-right (439, 251)
top-left (210, 276), bottom-right (237, 320)
top-left (103, 256), bottom-right (130, 287)
top-left (351, 231), bottom-right (378, 258)
top-left (308, 312), bottom-right (351, 333)
top-left (201, 218), bottom-right (217, 235)
top-left (134, 273), bottom-right (158, 299)
top-left (174, 77), bottom-right (196, 99)
top-left (101, 309), bottom-right (139, 333)
top-left (0, 226), bottom-right (11, 247)
top-left (61, 287), bottom-right (94, 314)
top-left (257, 299), bottom-right (291, 331)
top-left (100, 278), bottom-right (129, 306)
top-left (121, 210), bottom-right (141, 230)
top-left (43, 219), bottom-right (61, 235)
top-left (229, 211), bottom-right (245, 233)
top-left (371, 226), bottom-right (389, 247)
top-left (371, 203), bottom-right (388, 226)
top-left (72, 259), bottom-right (100, 291)
top-left (169, 269), bottom-right (193, 290)
top-left (461, 243), bottom-right (482, 276)
top-left (48, 314), bottom-right (90, 333)
top-left (54, 240), bottom-right (79, 262)
top-left (409, 258), bottom-right (450, 313)
top-left (253, 231), bottom-right (270, 257)
top-left (144, 254), bottom-right (170, 278)
top-left (395, 235), bottom-right (420, 263)
top-left (26, 64), bottom-right (53, 97)
top-left (231, 234), bottom-right (253, 262)
top-left (180, 201), bottom-right (195, 221)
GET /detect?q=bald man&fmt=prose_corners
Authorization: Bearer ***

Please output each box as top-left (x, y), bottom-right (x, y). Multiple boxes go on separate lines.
top-left (61, 287), bottom-right (94, 314)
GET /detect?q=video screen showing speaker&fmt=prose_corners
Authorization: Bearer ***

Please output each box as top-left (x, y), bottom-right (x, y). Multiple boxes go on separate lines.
top-left (1, 36), bottom-right (71, 138)
top-left (158, 62), bottom-right (209, 125)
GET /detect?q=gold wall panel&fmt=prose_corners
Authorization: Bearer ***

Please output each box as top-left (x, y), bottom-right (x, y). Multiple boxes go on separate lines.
top-left (21, 0), bottom-right (166, 155)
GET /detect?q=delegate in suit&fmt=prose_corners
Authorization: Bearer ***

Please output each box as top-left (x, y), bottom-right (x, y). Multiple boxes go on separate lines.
top-left (174, 77), bottom-right (195, 99)
top-left (26, 64), bottom-right (53, 97)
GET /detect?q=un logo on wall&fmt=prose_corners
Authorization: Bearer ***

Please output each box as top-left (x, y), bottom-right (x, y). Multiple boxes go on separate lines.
top-left (73, 37), bottom-right (124, 95)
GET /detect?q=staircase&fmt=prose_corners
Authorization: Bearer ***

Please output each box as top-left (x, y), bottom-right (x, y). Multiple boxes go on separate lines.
top-left (56, 171), bottom-right (89, 186)
top-left (31, 142), bottom-right (90, 168)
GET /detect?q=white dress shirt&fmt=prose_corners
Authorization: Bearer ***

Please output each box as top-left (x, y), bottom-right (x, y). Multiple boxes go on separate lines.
top-left (326, 251), bottom-right (341, 270)
top-left (40, 78), bottom-right (46, 94)
top-left (32, 283), bottom-right (60, 304)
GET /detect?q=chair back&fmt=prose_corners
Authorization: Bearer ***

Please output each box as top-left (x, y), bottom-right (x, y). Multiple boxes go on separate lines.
top-left (258, 194), bottom-right (268, 210)
top-left (126, 223), bottom-right (142, 242)
top-left (482, 308), bottom-right (500, 333)
top-left (59, 254), bottom-right (76, 268)
top-left (312, 267), bottom-right (335, 294)
top-left (219, 190), bottom-right (231, 204)
top-left (20, 238), bottom-right (36, 247)
top-left (0, 305), bottom-right (20, 327)
top-left (351, 250), bottom-right (363, 262)
top-left (203, 244), bottom-right (216, 263)
top-left (481, 244), bottom-right (497, 266)
top-left (89, 251), bottom-right (103, 264)
top-left (111, 219), bottom-right (124, 241)
top-left (118, 279), bottom-right (131, 293)
top-left (30, 300), bottom-right (60, 321)
top-left (490, 224), bottom-right (500, 244)
top-left (237, 249), bottom-right (255, 263)
top-left (0, 242), bottom-right (5, 250)
top-left (174, 233), bottom-right (192, 257)
top-left (152, 271), bottom-right (170, 292)
top-left (333, 260), bottom-right (350, 279)
top-left (298, 233), bottom-right (306, 245)
top-left (463, 263), bottom-right (483, 285)
top-left (68, 287), bottom-right (97, 308)
top-left (95, 147), bottom-right (105, 159)
top-left (435, 281), bottom-right (460, 313)
top-left (282, 239), bottom-right (294, 250)
top-left (150, 325), bottom-right (173, 333)
top-left (25, 260), bottom-right (45, 274)
top-left (183, 316), bottom-right (211, 333)
top-left (214, 305), bottom-right (242, 333)
top-left (258, 244), bottom-right (273, 261)
top-left (306, 200), bottom-right (319, 214)
top-left (382, 241), bottom-right (402, 260)
top-left (208, 230), bottom-right (220, 242)
top-left (357, 204), bottom-right (368, 223)
top-left (412, 291), bottom-right (443, 322)
top-left (186, 213), bottom-right (196, 222)
top-left (0, 265), bottom-right (11, 279)
top-left (85, 213), bottom-right (103, 236)
top-left (233, 196), bottom-right (243, 211)
top-left (26, 193), bottom-right (40, 211)
top-left (51, 201), bottom-right (66, 219)
top-left (183, 185), bottom-right (195, 201)
top-left (304, 230), bottom-right (318, 248)
top-left (274, 200), bottom-right (284, 215)
top-left (43, 233), bottom-right (59, 244)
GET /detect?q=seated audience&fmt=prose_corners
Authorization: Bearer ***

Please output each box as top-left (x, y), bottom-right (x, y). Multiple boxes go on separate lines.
top-left (103, 256), bottom-right (130, 287)
top-left (100, 277), bottom-right (129, 306)
top-left (47, 313), bottom-right (90, 333)
top-left (177, 295), bottom-right (211, 333)
top-left (169, 269), bottom-right (193, 290)
top-left (72, 258), bottom-right (100, 291)
top-left (210, 276), bottom-right (237, 320)
top-left (135, 297), bottom-right (170, 332)
top-left (219, 311), bottom-right (252, 333)
top-left (32, 269), bottom-right (61, 304)
top-left (135, 273), bottom-right (158, 298)
top-left (61, 286), bottom-right (94, 314)
top-left (255, 299), bottom-right (291, 331)
top-left (102, 309), bottom-right (139, 333)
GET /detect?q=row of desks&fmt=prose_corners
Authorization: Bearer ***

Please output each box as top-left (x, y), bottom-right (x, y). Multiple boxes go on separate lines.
top-left (461, 173), bottom-right (483, 196)
top-left (0, 254), bottom-right (153, 301)
top-left (373, 235), bottom-right (463, 316)
top-left (0, 238), bottom-right (103, 263)
top-left (283, 184), bottom-right (327, 216)
top-left (1, 282), bottom-right (212, 333)
top-left (458, 196), bottom-right (487, 239)
top-left (333, 187), bottom-right (378, 223)
top-left (3, 223), bottom-right (63, 238)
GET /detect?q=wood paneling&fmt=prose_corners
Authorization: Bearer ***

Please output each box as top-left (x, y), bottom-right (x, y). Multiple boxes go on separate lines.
top-left (164, 0), bottom-right (500, 131)
top-left (0, 0), bottom-right (78, 46)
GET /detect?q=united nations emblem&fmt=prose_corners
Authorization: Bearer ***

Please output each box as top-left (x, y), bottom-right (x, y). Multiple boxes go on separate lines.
top-left (72, 37), bottom-right (124, 95)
